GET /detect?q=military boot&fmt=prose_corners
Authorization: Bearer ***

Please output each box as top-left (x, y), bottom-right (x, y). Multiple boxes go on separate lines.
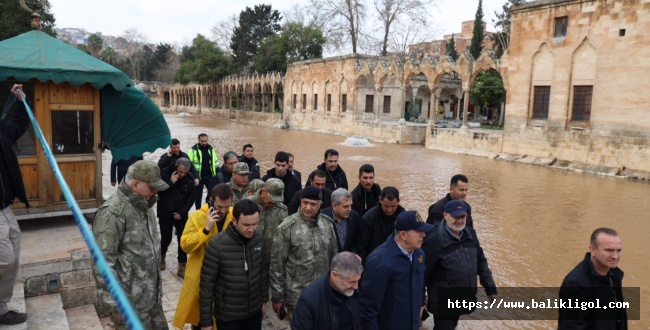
top-left (161, 254), bottom-right (166, 271)
top-left (177, 262), bottom-right (186, 278)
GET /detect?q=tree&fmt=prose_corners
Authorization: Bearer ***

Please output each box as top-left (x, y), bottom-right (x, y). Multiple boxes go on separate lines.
top-left (492, 0), bottom-right (525, 58)
top-left (146, 43), bottom-right (178, 82)
top-left (308, 0), bottom-right (365, 54)
top-left (230, 4), bottom-right (282, 71)
top-left (117, 28), bottom-right (149, 80)
top-left (99, 47), bottom-right (118, 66)
top-left (470, 70), bottom-right (505, 115)
top-left (387, 18), bottom-right (433, 59)
top-left (211, 14), bottom-right (238, 54)
top-left (445, 34), bottom-right (459, 61)
top-left (469, 0), bottom-right (484, 60)
top-left (254, 22), bottom-right (326, 73)
top-left (373, 0), bottom-right (432, 56)
top-left (175, 34), bottom-right (233, 84)
top-left (87, 33), bottom-right (103, 58)
top-left (0, 0), bottom-right (56, 41)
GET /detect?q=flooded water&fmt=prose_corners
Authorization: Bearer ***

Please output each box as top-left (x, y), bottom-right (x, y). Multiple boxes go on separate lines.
top-left (112, 113), bottom-right (649, 328)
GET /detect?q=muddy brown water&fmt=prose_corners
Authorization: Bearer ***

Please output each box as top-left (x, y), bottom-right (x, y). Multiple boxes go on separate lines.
top-left (104, 114), bottom-right (648, 328)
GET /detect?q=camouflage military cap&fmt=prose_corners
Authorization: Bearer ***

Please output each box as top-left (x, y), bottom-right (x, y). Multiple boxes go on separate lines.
top-left (127, 160), bottom-right (169, 191)
top-left (249, 179), bottom-right (265, 194)
top-left (233, 162), bottom-right (251, 174)
top-left (265, 178), bottom-right (284, 204)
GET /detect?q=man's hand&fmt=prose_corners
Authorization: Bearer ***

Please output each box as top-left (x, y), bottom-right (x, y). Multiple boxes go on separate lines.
top-left (420, 306), bottom-right (426, 318)
top-left (272, 301), bottom-right (284, 318)
top-left (166, 147), bottom-right (172, 157)
top-left (111, 181), bottom-right (116, 187)
top-left (173, 212), bottom-right (181, 220)
top-left (262, 302), bottom-right (267, 318)
top-left (170, 171), bottom-right (179, 184)
top-left (195, 178), bottom-right (199, 186)
top-left (488, 294), bottom-right (498, 303)
top-left (204, 207), bottom-right (218, 232)
top-left (11, 84), bottom-right (25, 101)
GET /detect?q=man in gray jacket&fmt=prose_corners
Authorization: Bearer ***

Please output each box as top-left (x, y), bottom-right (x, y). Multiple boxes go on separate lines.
top-left (199, 199), bottom-right (267, 330)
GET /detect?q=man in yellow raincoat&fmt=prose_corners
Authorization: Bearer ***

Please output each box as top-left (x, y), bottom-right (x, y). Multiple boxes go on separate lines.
top-left (173, 183), bottom-right (233, 329)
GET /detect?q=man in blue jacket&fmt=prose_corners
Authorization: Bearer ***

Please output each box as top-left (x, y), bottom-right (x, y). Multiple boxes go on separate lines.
top-left (292, 252), bottom-right (363, 330)
top-left (360, 210), bottom-right (432, 330)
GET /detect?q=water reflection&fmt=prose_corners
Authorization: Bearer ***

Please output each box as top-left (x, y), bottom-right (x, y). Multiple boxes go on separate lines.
top-left (121, 114), bottom-right (650, 328)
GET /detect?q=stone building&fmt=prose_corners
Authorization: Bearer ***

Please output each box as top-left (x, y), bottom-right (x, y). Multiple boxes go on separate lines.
top-left (499, 0), bottom-right (650, 172)
top-left (409, 21), bottom-right (495, 59)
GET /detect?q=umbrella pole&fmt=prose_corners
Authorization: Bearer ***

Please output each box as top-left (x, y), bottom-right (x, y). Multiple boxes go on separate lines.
top-left (16, 89), bottom-right (145, 330)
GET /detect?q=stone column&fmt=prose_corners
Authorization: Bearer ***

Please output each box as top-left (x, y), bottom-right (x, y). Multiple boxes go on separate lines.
top-left (461, 87), bottom-right (470, 129)
top-left (197, 88), bottom-right (202, 114)
top-left (375, 85), bottom-right (382, 118)
top-left (428, 85), bottom-right (437, 122)
top-left (272, 92), bottom-right (277, 113)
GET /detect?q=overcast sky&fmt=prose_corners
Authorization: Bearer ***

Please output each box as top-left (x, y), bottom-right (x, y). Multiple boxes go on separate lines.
top-left (49, 0), bottom-right (506, 48)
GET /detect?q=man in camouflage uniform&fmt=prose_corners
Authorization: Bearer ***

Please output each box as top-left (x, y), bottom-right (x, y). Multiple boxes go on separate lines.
top-left (270, 186), bottom-right (339, 320)
top-left (228, 162), bottom-right (250, 204)
top-left (248, 178), bottom-right (287, 271)
top-left (92, 160), bottom-right (169, 330)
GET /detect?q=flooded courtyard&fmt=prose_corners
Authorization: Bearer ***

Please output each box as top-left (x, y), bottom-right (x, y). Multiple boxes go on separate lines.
top-left (104, 113), bottom-right (648, 328)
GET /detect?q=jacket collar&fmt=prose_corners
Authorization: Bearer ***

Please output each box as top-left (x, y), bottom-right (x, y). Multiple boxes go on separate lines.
top-left (118, 180), bottom-right (158, 210)
top-left (581, 252), bottom-right (624, 281)
top-left (436, 221), bottom-right (473, 248)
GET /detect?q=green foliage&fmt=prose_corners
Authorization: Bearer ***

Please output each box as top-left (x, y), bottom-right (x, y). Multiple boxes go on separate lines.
top-left (491, 0), bottom-right (525, 58)
top-left (144, 43), bottom-right (176, 81)
top-left (445, 34), bottom-right (459, 61)
top-left (253, 22), bottom-right (326, 73)
top-left (75, 43), bottom-right (89, 54)
top-left (175, 34), bottom-right (233, 84)
top-left (99, 47), bottom-right (118, 65)
top-left (470, 70), bottom-right (505, 109)
top-left (0, 0), bottom-right (56, 41)
top-left (469, 0), bottom-right (484, 60)
top-left (230, 4), bottom-right (282, 71)
top-left (87, 33), bottom-right (103, 57)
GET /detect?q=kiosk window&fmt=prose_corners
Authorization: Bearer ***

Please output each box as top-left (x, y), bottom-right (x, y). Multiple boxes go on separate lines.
top-left (51, 111), bottom-right (94, 154)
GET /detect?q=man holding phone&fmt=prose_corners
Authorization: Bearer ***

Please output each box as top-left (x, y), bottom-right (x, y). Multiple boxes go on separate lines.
top-left (157, 158), bottom-right (196, 277)
top-left (173, 183), bottom-right (233, 330)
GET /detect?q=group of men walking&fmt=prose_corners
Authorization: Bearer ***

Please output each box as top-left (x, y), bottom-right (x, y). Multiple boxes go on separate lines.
top-left (0, 87), bottom-right (628, 330)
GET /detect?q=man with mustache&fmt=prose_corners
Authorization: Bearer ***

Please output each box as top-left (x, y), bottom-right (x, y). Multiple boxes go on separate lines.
top-left (291, 252), bottom-right (363, 330)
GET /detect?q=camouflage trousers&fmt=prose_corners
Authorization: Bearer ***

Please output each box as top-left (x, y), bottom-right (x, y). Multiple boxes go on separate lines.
top-left (111, 304), bottom-right (168, 330)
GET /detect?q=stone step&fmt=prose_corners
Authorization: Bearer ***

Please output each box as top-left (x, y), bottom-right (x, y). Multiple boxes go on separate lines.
top-left (25, 293), bottom-right (70, 330)
top-left (64, 304), bottom-right (103, 330)
top-left (1, 283), bottom-right (27, 330)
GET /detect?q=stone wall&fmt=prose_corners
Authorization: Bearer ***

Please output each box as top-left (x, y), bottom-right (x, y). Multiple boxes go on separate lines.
top-left (495, 0), bottom-right (650, 171)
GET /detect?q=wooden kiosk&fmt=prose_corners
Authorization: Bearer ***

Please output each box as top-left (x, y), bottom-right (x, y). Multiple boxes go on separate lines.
top-left (0, 31), bottom-right (170, 219)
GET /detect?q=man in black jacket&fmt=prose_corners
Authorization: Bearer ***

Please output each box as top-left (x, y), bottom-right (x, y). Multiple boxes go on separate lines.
top-left (309, 149), bottom-right (348, 191)
top-left (157, 138), bottom-right (199, 185)
top-left (110, 155), bottom-right (142, 187)
top-left (199, 199), bottom-right (267, 330)
top-left (423, 200), bottom-right (497, 330)
top-left (350, 164), bottom-right (381, 217)
top-left (157, 158), bottom-right (195, 277)
top-left (558, 228), bottom-right (627, 330)
top-left (291, 252), bottom-right (363, 330)
top-left (321, 188), bottom-right (359, 253)
top-left (354, 187), bottom-right (405, 261)
top-left (262, 151), bottom-right (302, 206)
top-left (238, 144), bottom-right (260, 180)
top-left (288, 170), bottom-right (332, 215)
top-left (0, 84), bottom-right (29, 325)
top-left (206, 151), bottom-right (238, 202)
top-left (426, 174), bottom-right (473, 227)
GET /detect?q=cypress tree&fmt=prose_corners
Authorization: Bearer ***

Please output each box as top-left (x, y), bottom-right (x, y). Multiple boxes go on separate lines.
top-left (469, 0), bottom-right (485, 60)
top-left (445, 34), bottom-right (459, 61)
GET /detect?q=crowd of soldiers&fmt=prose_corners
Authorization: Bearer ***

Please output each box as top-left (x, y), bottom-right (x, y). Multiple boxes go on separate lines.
top-left (94, 132), bottom-right (628, 330)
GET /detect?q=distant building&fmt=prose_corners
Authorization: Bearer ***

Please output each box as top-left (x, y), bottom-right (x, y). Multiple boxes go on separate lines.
top-left (409, 21), bottom-right (495, 59)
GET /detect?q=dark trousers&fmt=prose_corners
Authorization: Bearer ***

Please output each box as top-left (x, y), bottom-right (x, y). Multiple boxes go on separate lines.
top-left (433, 314), bottom-right (460, 330)
top-left (158, 216), bottom-right (188, 263)
top-left (195, 176), bottom-right (212, 209)
top-left (216, 311), bottom-right (262, 330)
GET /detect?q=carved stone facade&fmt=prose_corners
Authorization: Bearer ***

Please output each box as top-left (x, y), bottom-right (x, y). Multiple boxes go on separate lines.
top-left (498, 0), bottom-right (650, 171)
